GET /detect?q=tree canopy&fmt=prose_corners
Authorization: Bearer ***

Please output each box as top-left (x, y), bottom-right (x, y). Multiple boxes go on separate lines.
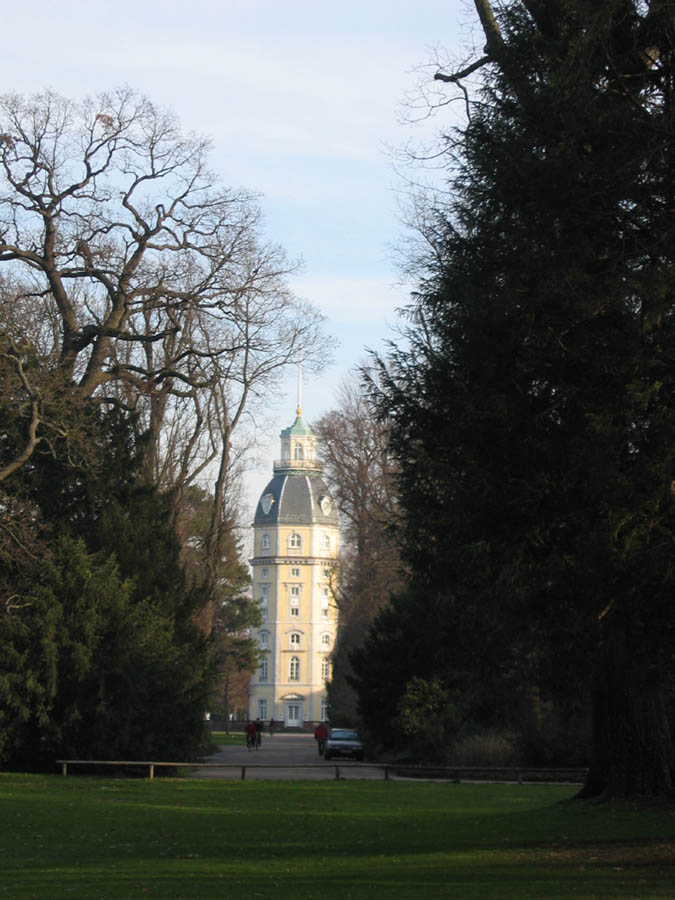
top-left (353, 0), bottom-right (675, 797)
top-left (0, 88), bottom-right (325, 767)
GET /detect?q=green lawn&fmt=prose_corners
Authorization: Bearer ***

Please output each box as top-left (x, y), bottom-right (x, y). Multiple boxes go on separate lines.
top-left (1, 773), bottom-right (673, 899)
top-left (209, 731), bottom-right (247, 747)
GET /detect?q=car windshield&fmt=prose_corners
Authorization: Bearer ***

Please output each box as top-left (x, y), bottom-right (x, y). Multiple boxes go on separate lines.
top-left (330, 729), bottom-right (359, 740)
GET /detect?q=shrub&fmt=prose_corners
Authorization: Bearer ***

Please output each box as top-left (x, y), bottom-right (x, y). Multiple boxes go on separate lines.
top-left (448, 732), bottom-right (520, 767)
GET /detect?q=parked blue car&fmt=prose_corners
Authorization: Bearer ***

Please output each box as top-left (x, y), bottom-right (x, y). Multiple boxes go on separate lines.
top-left (324, 728), bottom-right (364, 761)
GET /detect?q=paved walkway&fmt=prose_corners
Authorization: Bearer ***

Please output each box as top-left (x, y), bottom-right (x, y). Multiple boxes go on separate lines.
top-left (190, 732), bottom-right (384, 781)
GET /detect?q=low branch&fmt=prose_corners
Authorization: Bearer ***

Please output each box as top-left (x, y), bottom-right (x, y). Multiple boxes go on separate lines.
top-left (434, 55), bottom-right (491, 83)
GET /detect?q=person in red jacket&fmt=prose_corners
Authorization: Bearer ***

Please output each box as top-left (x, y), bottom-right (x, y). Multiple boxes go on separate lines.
top-left (245, 721), bottom-right (257, 751)
top-left (314, 722), bottom-right (329, 756)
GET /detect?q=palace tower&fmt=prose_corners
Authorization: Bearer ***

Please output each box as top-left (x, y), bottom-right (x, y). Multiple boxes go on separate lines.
top-left (249, 395), bottom-right (338, 727)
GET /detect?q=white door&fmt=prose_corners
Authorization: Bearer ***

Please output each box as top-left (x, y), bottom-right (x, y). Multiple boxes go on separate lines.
top-left (285, 702), bottom-right (302, 727)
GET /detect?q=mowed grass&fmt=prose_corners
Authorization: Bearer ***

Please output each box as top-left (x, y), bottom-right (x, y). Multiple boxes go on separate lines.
top-left (1, 774), bottom-right (674, 900)
top-left (209, 731), bottom-right (247, 747)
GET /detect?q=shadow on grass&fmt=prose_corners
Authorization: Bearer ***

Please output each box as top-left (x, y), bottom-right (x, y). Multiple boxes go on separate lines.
top-left (1, 775), bottom-right (674, 899)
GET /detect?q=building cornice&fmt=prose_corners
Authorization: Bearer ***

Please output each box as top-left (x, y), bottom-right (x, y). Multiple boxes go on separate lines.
top-left (250, 556), bottom-right (337, 567)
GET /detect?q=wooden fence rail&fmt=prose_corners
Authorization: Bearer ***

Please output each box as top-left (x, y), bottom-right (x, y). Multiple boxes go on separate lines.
top-left (56, 759), bottom-right (587, 783)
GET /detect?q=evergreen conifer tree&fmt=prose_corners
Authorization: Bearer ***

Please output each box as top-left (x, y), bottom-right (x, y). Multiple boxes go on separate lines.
top-left (357, 0), bottom-right (675, 797)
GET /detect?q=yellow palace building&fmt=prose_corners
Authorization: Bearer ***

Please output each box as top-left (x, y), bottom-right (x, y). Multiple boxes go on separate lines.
top-left (248, 398), bottom-right (339, 728)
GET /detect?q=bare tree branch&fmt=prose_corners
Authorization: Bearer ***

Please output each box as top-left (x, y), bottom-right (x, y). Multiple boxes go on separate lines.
top-left (434, 55), bottom-right (491, 83)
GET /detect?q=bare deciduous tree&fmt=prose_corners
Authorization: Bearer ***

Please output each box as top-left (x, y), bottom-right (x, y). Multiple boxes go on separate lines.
top-left (314, 374), bottom-right (402, 723)
top-left (0, 88), bottom-right (330, 488)
top-left (0, 88), bottom-right (332, 637)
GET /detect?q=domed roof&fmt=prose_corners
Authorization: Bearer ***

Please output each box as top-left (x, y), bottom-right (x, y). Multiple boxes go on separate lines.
top-left (254, 472), bottom-right (338, 527)
top-left (280, 414), bottom-right (314, 437)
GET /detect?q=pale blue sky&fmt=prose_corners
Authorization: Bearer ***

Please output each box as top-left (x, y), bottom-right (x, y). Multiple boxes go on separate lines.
top-left (2, 0), bottom-right (472, 512)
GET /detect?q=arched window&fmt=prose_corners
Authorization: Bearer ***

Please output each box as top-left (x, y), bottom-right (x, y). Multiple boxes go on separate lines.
top-left (294, 443), bottom-right (303, 460)
top-left (289, 656), bottom-right (300, 681)
top-left (321, 533), bottom-right (331, 550)
top-left (321, 633), bottom-right (331, 649)
top-left (289, 532), bottom-right (301, 550)
top-left (259, 631), bottom-right (269, 649)
top-left (262, 533), bottom-right (271, 550)
top-left (290, 632), bottom-right (301, 649)
top-left (259, 656), bottom-right (269, 682)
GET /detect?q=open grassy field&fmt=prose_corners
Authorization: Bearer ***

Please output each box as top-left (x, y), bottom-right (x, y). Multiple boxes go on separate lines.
top-left (1, 773), bottom-right (673, 899)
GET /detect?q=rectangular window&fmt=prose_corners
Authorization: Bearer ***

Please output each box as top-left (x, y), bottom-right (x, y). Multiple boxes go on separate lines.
top-left (320, 699), bottom-right (328, 720)
top-left (290, 584), bottom-right (300, 616)
top-left (258, 699), bottom-right (267, 719)
top-left (291, 567), bottom-right (300, 577)
top-left (260, 585), bottom-right (269, 621)
top-left (259, 656), bottom-right (269, 682)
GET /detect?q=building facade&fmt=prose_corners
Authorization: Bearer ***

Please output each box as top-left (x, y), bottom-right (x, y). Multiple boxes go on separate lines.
top-left (248, 403), bottom-right (338, 727)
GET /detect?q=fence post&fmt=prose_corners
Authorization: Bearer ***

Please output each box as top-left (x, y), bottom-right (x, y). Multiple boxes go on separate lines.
top-left (149, 764), bottom-right (154, 780)
top-left (384, 766), bottom-right (389, 781)
top-left (61, 762), bottom-right (67, 776)
top-left (334, 766), bottom-right (340, 780)
top-left (241, 766), bottom-right (246, 781)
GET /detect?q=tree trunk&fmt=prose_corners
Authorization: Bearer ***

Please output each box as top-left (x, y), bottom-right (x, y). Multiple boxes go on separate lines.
top-left (578, 617), bottom-right (674, 800)
top-left (223, 675), bottom-right (231, 735)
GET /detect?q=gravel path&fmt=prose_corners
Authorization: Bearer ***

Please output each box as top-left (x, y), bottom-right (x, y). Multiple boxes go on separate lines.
top-left (189, 732), bottom-right (383, 780)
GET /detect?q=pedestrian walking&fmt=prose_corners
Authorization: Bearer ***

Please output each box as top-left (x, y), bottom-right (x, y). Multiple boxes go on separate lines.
top-left (244, 721), bottom-right (257, 751)
top-left (314, 721), bottom-right (329, 756)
